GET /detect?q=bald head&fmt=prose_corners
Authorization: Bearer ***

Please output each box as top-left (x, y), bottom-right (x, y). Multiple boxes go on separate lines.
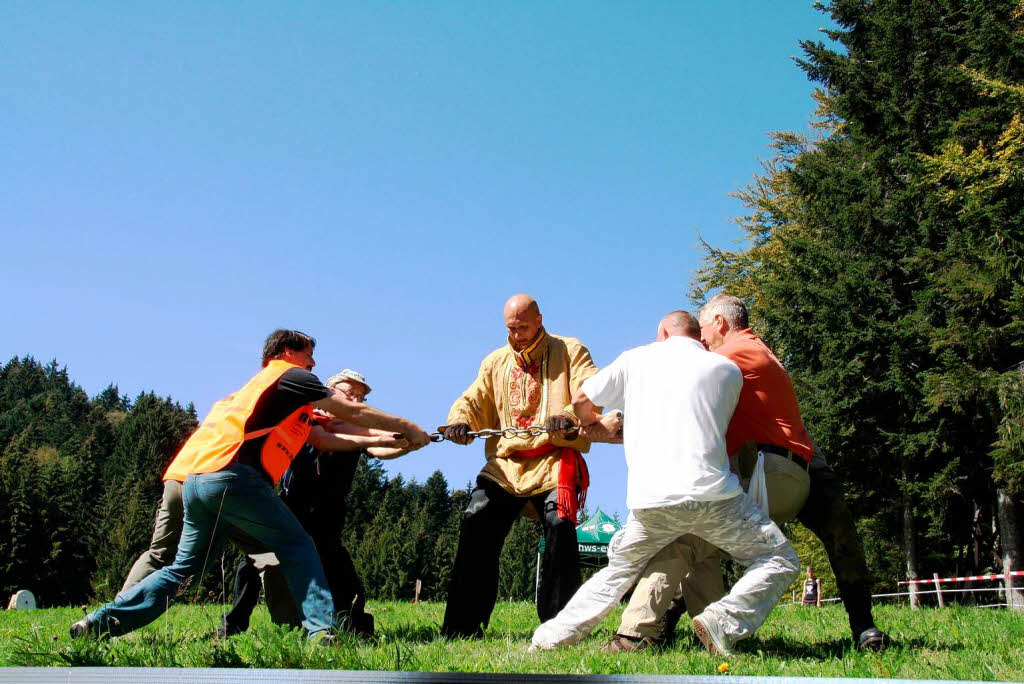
top-left (504, 293), bottom-right (539, 318)
top-left (504, 294), bottom-right (543, 351)
top-left (657, 310), bottom-right (701, 342)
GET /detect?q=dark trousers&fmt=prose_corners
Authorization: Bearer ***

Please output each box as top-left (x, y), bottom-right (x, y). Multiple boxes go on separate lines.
top-left (224, 555), bottom-right (264, 633)
top-left (222, 501), bottom-right (371, 636)
top-left (223, 528), bottom-right (370, 634)
top-left (441, 476), bottom-right (580, 637)
top-left (796, 454), bottom-right (876, 637)
top-left (306, 522), bottom-right (368, 625)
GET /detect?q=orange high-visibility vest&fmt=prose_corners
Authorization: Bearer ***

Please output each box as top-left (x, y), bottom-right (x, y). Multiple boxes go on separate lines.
top-left (163, 360), bottom-right (315, 484)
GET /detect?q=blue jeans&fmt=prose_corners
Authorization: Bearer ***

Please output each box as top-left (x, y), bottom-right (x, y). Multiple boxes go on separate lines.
top-left (89, 463), bottom-right (335, 637)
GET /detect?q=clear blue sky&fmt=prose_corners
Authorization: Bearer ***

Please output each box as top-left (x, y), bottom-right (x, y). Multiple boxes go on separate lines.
top-left (2, 2), bottom-right (831, 520)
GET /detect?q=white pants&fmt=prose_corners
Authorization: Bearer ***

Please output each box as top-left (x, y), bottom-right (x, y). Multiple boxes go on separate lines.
top-left (618, 451), bottom-right (811, 638)
top-left (531, 492), bottom-right (799, 650)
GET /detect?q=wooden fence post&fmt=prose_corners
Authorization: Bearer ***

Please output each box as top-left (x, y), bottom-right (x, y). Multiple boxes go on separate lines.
top-left (933, 573), bottom-right (945, 608)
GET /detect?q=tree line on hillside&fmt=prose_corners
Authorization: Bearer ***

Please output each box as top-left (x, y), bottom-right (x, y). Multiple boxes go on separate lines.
top-left (692, 0), bottom-right (1024, 603)
top-left (0, 356), bottom-right (543, 607)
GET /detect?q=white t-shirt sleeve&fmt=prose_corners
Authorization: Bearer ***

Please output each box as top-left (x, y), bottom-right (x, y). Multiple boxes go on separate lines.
top-left (581, 352), bottom-right (628, 410)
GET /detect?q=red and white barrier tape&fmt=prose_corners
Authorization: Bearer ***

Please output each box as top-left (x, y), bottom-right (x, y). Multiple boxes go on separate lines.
top-left (898, 570), bottom-right (1024, 585)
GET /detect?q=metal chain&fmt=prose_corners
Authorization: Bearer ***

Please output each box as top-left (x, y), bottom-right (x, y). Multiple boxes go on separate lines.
top-left (429, 425), bottom-right (550, 443)
top-left (429, 411), bottom-right (622, 443)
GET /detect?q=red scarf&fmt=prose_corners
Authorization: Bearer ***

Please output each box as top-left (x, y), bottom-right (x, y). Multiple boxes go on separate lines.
top-left (516, 444), bottom-right (589, 523)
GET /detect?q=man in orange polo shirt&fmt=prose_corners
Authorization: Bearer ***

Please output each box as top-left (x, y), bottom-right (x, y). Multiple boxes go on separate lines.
top-left (608, 295), bottom-right (888, 652)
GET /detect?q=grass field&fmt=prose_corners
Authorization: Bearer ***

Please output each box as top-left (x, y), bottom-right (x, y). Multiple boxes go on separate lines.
top-left (2, 601), bottom-right (1023, 679)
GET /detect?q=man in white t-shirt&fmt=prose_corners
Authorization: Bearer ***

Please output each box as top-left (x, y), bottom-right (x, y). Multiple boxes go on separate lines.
top-left (530, 311), bottom-right (800, 655)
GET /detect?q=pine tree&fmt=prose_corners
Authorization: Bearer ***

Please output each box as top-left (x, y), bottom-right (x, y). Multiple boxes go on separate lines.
top-left (498, 517), bottom-right (542, 601)
top-left (428, 487), bottom-right (471, 601)
top-left (343, 455), bottom-right (389, 546)
top-left (0, 357), bottom-right (114, 605)
top-left (355, 505), bottom-right (416, 600)
top-left (93, 384), bottom-right (130, 413)
top-left (412, 471), bottom-right (453, 598)
top-left (91, 392), bottom-right (196, 598)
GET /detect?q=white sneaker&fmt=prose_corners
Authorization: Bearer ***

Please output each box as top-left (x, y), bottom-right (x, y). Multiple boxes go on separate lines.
top-left (530, 630), bottom-right (558, 651)
top-left (531, 623), bottom-right (577, 651)
top-left (691, 612), bottom-right (732, 656)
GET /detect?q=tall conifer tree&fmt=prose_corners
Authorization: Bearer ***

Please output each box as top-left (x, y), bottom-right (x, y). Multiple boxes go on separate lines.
top-left (694, 0), bottom-right (1023, 597)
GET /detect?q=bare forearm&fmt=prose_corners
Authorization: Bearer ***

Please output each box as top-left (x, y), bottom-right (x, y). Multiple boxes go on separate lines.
top-left (348, 404), bottom-right (423, 435)
top-left (309, 425), bottom-right (396, 451)
top-left (333, 433), bottom-right (390, 448)
top-left (367, 446), bottom-right (409, 460)
top-left (315, 395), bottom-right (419, 435)
top-left (571, 388), bottom-right (601, 426)
top-left (308, 430), bottom-right (369, 452)
top-left (320, 417), bottom-right (390, 438)
top-left (309, 424), bottom-right (408, 452)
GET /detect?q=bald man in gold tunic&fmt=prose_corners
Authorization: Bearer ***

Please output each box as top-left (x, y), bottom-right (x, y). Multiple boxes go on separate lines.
top-left (440, 295), bottom-right (599, 638)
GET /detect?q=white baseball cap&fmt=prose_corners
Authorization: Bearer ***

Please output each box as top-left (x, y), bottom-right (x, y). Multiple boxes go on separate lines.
top-left (325, 369), bottom-right (371, 394)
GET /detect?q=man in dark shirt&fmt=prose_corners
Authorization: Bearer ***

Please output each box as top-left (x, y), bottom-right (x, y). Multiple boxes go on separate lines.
top-left (801, 567), bottom-right (821, 606)
top-left (221, 370), bottom-right (407, 637)
top-left (72, 331), bottom-right (430, 641)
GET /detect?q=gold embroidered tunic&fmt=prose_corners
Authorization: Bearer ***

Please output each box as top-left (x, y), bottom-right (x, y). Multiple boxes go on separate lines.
top-left (446, 329), bottom-right (599, 497)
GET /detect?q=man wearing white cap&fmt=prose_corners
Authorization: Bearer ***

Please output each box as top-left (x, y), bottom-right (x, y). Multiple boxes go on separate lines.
top-left (220, 369), bottom-right (409, 637)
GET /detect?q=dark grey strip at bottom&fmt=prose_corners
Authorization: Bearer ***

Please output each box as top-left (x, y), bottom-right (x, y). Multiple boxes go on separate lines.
top-left (0, 669), bottom-right (1004, 684)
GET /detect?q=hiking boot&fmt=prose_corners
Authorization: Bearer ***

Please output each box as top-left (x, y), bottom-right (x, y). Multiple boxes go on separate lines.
top-left (600, 634), bottom-right (655, 653)
top-left (69, 617), bottom-right (97, 640)
top-left (856, 627), bottom-right (890, 651)
top-left (691, 612), bottom-right (732, 657)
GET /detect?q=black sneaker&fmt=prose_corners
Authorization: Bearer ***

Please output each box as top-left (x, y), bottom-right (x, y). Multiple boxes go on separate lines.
top-left (856, 627), bottom-right (890, 651)
top-left (212, 616), bottom-right (246, 640)
top-left (351, 612), bottom-right (375, 638)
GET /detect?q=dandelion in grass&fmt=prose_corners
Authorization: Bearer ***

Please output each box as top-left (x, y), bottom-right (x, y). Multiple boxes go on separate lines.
top-left (718, 662), bottom-right (730, 673)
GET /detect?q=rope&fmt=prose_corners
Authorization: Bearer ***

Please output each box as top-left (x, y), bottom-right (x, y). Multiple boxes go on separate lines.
top-left (898, 571), bottom-right (1024, 585)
